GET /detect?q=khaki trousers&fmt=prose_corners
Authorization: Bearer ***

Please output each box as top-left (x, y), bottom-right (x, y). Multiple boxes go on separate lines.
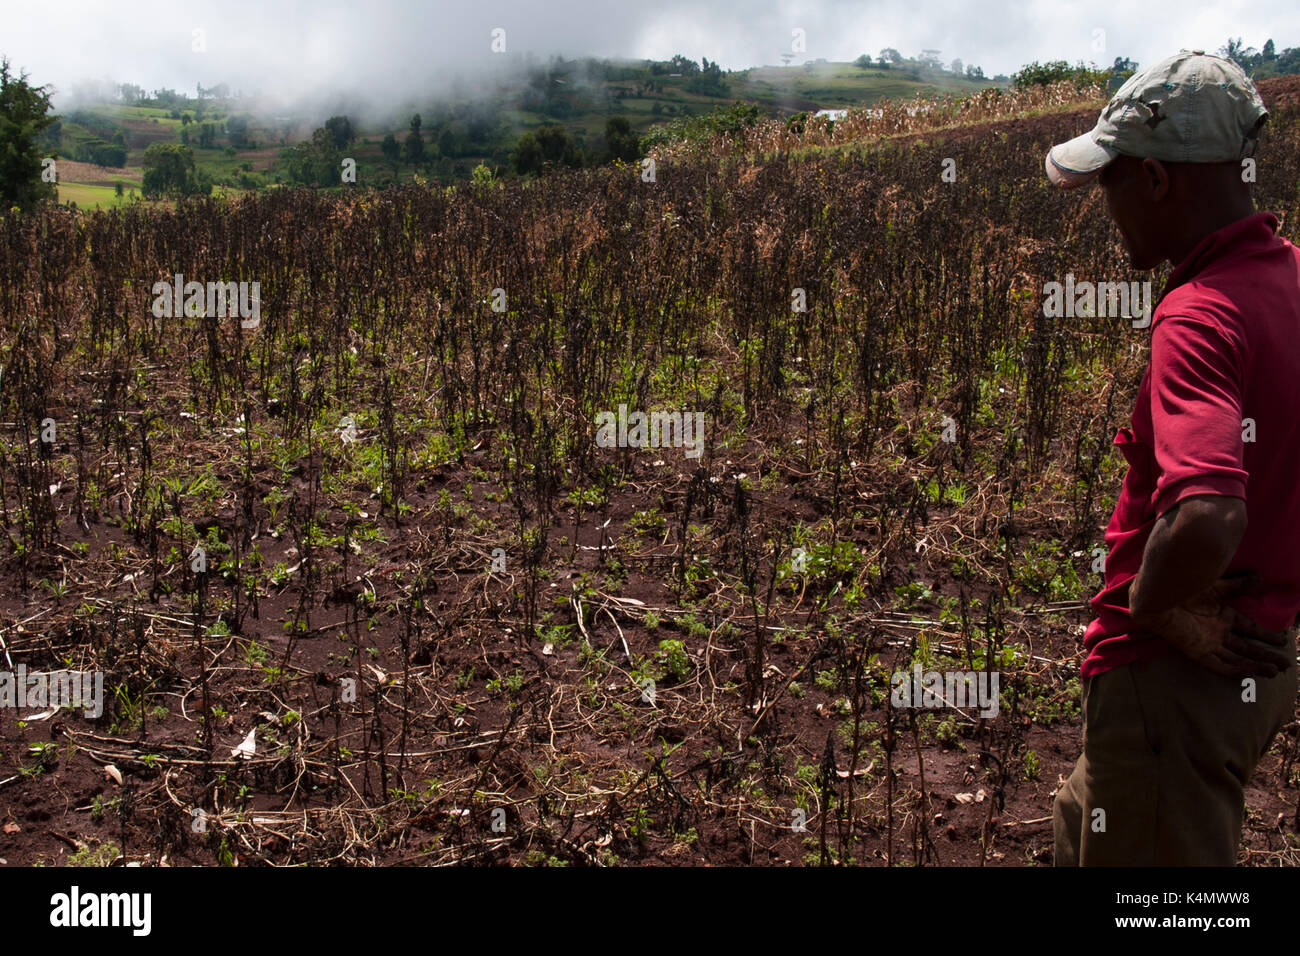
top-left (1053, 632), bottom-right (1297, 866)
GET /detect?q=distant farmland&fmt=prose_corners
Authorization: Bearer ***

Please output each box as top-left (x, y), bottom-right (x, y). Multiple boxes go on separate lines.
top-left (47, 58), bottom-right (1001, 208)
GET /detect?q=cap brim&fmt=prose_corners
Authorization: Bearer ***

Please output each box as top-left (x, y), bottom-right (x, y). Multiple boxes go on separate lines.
top-left (1045, 131), bottom-right (1119, 189)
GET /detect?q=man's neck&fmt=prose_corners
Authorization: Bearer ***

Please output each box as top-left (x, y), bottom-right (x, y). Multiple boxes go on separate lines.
top-left (1165, 205), bottom-right (1257, 268)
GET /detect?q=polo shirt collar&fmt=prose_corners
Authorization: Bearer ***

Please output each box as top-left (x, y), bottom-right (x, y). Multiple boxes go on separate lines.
top-left (1163, 210), bottom-right (1280, 294)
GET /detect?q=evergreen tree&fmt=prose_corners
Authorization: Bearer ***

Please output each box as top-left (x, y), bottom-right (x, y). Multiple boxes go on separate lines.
top-left (0, 59), bottom-right (58, 209)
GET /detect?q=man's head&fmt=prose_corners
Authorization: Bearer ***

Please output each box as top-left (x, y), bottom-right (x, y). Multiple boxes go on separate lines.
top-left (1045, 51), bottom-right (1267, 269)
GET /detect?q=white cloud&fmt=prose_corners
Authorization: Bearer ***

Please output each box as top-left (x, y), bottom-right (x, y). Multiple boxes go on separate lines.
top-left (2, 0), bottom-right (1296, 104)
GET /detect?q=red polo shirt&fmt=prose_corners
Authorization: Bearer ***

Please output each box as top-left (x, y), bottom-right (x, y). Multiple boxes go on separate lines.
top-left (1082, 211), bottom-right (1300, 678)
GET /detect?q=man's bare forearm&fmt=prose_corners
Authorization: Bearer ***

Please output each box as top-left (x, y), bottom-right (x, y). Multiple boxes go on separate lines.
top-left (1129, 494), bottom-right (1246, 629)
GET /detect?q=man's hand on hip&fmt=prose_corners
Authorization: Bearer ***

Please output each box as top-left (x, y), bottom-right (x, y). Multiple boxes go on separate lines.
top-left (1134, 572), bottom-right (1294, 679)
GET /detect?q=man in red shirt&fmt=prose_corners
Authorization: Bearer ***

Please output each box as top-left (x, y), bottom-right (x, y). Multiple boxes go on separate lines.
top-left (1045, 51), bottom-right (1300, 865)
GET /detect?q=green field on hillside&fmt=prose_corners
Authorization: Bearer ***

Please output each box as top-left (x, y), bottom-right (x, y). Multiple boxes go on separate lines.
top-left (731, 62), bottom-right (993, 109)
top-left (56, 182), bottom-right (134, 209)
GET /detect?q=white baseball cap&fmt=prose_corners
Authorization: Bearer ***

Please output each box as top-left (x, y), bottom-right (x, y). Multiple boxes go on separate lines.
top-left (1045, 50), bottom-right (1268, 188)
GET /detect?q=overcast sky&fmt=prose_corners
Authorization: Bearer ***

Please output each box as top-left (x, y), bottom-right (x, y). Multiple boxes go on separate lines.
top-left (3, 0), bottom-right (1296, 106)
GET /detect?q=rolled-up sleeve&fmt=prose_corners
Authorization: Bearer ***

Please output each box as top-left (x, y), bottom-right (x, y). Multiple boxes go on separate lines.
top-left (1149, 311), bottom-right (1249, 518)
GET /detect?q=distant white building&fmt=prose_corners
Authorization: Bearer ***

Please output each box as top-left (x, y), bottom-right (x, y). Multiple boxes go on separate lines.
top-left (814, 109), bottom-right (848, 121)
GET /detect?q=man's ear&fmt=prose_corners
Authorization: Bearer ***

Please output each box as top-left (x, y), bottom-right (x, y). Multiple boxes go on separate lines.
top-left (1140, 157), bottom-right (1170, 200)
